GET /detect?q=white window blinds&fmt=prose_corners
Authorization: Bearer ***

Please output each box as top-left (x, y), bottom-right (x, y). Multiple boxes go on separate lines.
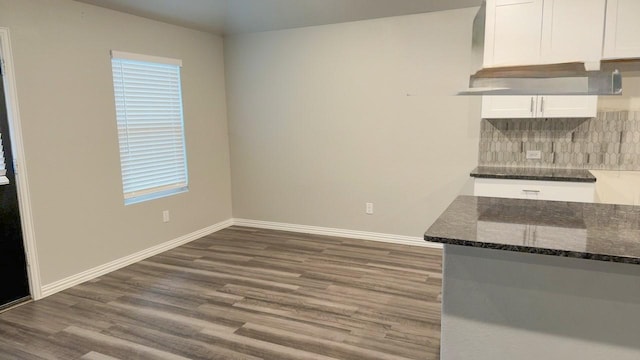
top-left (111, 51), bottom-right (188, 204)
top-left (0, 132), bottom-right (8, 185)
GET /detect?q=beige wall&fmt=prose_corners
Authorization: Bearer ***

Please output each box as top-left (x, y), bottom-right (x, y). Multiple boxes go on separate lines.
top-left (225, 8), bottom-right (481, 238)
top-left (590, 170), bottom-right (640, 205)
top-left (0, 0), bottom-right (232, 286)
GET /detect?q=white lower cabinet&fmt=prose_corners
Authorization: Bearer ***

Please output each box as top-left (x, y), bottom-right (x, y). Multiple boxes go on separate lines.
top-left (473, 178), bottom-right (595, 203)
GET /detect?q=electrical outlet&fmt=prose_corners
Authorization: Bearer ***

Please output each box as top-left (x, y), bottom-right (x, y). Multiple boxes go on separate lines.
top-left (365, 202), bottom-right (374, 215)
top-left (162, 210), bottom-right (170, 223)
top-left (526, 150), bottom-right (542, 160)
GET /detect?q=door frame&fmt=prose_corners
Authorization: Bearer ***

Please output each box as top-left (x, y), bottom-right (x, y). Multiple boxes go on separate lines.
top-left (0, 28), bottom-right (42, 300)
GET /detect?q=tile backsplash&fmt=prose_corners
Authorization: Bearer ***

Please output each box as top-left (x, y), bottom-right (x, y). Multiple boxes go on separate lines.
top-left (479, 111), bottom-right (640, 170)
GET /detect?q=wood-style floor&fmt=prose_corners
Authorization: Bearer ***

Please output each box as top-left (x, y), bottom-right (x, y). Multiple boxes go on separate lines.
top-left (0, 226), bottom-right (443, 359)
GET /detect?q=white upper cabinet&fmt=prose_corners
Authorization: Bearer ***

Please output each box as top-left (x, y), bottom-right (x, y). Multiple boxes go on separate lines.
top-left (603, 0), bottom-right (640, 59)
top-left (484, 0), bottom-right (606, 68)
top-left (539, 96), bottom-right (597, 118)
top-left (485, 0), bottom-right (544, 67)
top-left (482, 96), bottom-right (597, 118)
top-left (540, 0), bottom-right (606, 64)
top-left (482, 96), bottom-right (538, 118)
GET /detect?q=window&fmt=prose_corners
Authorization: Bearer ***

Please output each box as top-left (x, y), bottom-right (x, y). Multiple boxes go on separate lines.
top-left (0, 132), bottom-right (8, 185)
top-left (110, 51), bottom-right (188, 205)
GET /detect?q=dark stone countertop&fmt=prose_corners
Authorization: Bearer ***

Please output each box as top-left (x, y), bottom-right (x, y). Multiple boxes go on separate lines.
top-left (424, 195), bottom-right (640, 264)
top-left (471, 166), bottom-right (596, 183)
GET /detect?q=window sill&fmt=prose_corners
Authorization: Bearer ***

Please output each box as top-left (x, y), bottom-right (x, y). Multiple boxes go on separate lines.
top-left (124, 186), bottom-right (188, 206)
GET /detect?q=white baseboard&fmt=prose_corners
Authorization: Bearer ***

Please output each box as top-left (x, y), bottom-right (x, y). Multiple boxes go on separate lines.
top-left (233, 218), bottom-right (443, 249)
top-left (40, 219), bottom-right (234, 298)
top-left (39, 218), bottom-right (440, 299)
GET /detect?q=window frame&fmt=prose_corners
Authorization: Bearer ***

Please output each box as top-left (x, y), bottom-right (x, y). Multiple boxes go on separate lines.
top-left (110, 50), bottom-right (189, 205)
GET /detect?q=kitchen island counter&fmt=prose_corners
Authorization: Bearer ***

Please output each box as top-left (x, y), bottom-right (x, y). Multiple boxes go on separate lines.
top-left (425, 195), bottom-right (640, 264)
top-left (425, 196), bottom-right (640, 360)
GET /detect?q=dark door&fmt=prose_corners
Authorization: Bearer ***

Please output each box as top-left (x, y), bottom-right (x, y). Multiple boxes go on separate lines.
top-left (0, 69), bottom-right (30, 308)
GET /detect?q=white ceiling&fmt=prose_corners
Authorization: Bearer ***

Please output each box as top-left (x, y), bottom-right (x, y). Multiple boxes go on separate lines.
top-left (73, 0), bottom-right (482, 35)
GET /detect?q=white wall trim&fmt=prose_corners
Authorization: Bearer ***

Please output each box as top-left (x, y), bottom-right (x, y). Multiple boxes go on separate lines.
top-left (110, 50), bottom-right (182, 67)
top-left (233, 218), bottom-right (443, 249)
top-left (38, 218), bottom-right (441, 299)
top-left (0, 28), bottom-right (43, 300)
top-left (40, 219), bottom-right (234, 298)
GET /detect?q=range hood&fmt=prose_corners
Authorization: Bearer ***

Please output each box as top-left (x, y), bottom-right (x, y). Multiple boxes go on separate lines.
top-left (459, 2), bottom-right (623, 96)
top-left (460, 65), bottom-right (622, 96)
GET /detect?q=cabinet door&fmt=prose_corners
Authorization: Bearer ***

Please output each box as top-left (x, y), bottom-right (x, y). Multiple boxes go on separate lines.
top-left (603, 0), bottom-right (640, 59)
top-left (541, 0), bottom-right (606, 64)
top-left (474, 178), bottom-right (595, 203)
top-left (483, 96), bottom-right (597, 118)
top-left (482, 96), bottom-right (536, 118)
top-left (539, 96), bottom-right (597, 118)
top-left (484, 0), bottom-right (544, 67)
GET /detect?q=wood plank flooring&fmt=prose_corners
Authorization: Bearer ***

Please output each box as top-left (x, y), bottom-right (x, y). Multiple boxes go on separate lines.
top-left (0, 226), bottom-right (443, 359)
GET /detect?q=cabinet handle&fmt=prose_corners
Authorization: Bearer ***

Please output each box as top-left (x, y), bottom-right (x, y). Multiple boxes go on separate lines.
top-left (540, 97), bottom-right (545, 114)
top-left (530, 97), bottom-right (534, 114)
top-left (522, 189), bottom-right (540, 193)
